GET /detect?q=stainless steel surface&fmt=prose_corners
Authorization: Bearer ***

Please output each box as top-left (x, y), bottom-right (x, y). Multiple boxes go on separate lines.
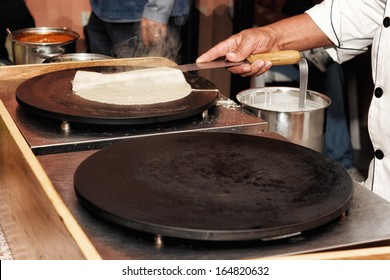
top-left (8, 27), bottom-right (79, 64)
top-left (37, 148), bottom-right (390, 260)
top-left (176, 60), bottom-right (246, 72)
top-left (236, 87), bottom-right (331, 152)
top-left (1, 85), bottom-right (266, 155)
top-left (298, 58), bottom-right (308, 109)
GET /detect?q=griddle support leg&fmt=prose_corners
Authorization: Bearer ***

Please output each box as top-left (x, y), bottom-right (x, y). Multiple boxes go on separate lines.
top-left (154, 234), bottom-right (164, 248)
top-left (61, 121), bottom-right (71, 134)
top-left (202, 109), bottom-right (209, 119)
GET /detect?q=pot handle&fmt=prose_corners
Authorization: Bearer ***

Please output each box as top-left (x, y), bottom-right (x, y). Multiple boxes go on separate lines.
top-left (34, 47), bottom-right (65, 59)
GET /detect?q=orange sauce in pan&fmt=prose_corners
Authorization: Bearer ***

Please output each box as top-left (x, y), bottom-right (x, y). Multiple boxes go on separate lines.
top-left (15, 32), bottom-right (77, 43)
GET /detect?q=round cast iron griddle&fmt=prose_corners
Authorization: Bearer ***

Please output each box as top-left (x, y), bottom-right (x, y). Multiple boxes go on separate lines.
top-left (74, 132), bottom-right (354, 241)
top-left (15, 66), bottom-right (219, 125)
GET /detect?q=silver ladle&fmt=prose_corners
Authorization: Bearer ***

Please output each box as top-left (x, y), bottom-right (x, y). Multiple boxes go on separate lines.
top-left (298, 58), bottom-right (308, 110)
top-left (6, 28), bottom-right (15, 41)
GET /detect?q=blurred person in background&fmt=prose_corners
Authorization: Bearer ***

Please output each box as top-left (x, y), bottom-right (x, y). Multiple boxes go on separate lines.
top-left (86, 0), bottom-right (191, 62)
top-left (0, 0), bottom-right (35, 65)
top-left (253, 0), bottom-right (364, 182)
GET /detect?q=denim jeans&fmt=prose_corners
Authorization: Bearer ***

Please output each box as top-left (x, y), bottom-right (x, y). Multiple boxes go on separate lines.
top-left (86, 12), bottom-right (141, 57)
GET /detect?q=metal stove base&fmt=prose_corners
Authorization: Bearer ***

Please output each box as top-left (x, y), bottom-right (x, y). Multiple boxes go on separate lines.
top-left (37, 143), bottom-right (390, 260)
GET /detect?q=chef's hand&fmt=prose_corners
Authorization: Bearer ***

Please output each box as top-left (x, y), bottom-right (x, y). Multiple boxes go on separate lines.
top-left (141, 17), bottom-right (168, 47)
top-left (196, 27), bottom-right (279, 77)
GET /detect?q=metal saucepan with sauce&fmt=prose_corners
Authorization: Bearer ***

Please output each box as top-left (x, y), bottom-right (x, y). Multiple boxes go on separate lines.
top-left (7, 27), bottom-right (79, 64)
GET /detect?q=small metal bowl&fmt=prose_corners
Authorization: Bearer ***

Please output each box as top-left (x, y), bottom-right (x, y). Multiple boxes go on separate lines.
top-left (43, 53), bottom-right (113, 63)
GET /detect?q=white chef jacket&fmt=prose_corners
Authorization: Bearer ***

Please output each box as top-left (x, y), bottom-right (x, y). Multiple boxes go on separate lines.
top-left (306, 0), bottom-right (390, 202)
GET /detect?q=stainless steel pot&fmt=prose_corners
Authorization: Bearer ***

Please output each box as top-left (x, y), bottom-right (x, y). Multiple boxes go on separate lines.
top-left (8, 27), bottom-right (79, 64)
top-left (236, 87), bottom-right (331, 152)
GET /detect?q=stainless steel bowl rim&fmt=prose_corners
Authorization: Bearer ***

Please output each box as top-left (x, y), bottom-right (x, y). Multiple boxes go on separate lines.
top-left (43, 53), bottom-right (113, 63)
top-left (236, 86), bottom-right (331, 113)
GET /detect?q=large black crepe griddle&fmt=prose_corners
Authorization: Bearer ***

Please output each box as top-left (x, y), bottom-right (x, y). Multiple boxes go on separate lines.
top-left (15, 66), bottom-right (219, 125)
top-left (74, 132), bottom-right (354, 241)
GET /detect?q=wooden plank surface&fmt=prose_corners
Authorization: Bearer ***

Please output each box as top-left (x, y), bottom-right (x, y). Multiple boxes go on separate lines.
top-left (0, 100), bottom-right (101, 259)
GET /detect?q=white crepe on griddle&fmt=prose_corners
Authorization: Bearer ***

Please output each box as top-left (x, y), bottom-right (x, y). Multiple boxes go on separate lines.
top-left (72, 67), bottom-right (192, 105)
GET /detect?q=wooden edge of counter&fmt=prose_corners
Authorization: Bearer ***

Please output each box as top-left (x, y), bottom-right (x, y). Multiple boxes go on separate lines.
top-left (0, 100), bottom-right (102, 260)
top-left (0, 56), bottom-right (178, 81)
top-left (251, 246), bottom-right (390, 260)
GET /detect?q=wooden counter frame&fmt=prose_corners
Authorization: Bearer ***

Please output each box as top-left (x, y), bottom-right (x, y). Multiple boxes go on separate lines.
top-left (0, 100), bottom-right (101, 259)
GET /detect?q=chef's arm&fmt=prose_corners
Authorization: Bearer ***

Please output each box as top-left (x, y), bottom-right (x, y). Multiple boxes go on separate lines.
top-left (197, 13), bottom-right (333, 77)
top-left (272, 13), bottom-right (333, 51)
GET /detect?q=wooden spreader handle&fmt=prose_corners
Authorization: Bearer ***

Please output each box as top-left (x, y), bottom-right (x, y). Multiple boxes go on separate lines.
top-left (247, 50), bottom-right (301, 66)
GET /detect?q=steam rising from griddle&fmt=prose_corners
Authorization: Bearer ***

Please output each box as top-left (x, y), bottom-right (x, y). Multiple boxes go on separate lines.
top-left (113, 27), bottom-right (182, 63)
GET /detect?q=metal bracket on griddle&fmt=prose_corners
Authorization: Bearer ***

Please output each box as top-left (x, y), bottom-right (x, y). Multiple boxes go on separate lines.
top-left (61, 121), bottom-right (71, 134)
top-left (202, 109), bottom-right (209, 119)
top-left (154, 234), bottom-right (164, 247)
